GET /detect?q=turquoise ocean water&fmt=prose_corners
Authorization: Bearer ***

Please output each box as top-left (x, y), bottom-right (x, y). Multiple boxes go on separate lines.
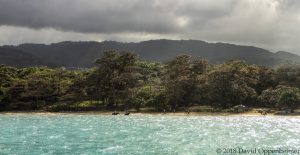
top-left (1, 114), bottom-right (300, 155)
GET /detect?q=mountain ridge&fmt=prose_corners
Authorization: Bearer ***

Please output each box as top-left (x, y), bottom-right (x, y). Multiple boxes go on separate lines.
top-left (0, 47), bottom-right (50, 67)
top-left (1, 39), bottom-right (299, 67)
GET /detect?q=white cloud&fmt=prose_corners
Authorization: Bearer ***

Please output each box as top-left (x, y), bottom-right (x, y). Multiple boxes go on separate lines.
top-left (0, 25), bottom-right (180, 45)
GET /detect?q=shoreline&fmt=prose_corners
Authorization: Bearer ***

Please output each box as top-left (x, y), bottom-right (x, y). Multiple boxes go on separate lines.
top-left (1, 111), bottom-right (300, 117)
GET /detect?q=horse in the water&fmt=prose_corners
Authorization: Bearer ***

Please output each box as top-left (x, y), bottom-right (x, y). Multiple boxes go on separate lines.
top-left (112, 112), bottom-right (119, 115)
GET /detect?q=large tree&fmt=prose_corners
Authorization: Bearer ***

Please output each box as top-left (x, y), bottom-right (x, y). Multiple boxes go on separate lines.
top-left (206, 60), bottom-right (257, 108)
top-left (255, 66), bottom-right (277, 95)
top-left (276, 85), bottom-right (300, 111)
top-left (164, 55), bottom-right (208, 109)
top-left (258, 88), bottom-right (277, 107)
top-left (275, 64), bottom-right (300, 88)
top-left (91, 51), bottom-right (141, 109)
top-left (260, 85), bottom-right (300, 111)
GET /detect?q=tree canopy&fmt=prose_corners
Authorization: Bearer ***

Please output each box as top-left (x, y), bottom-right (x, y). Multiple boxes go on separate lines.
top-left (1, 51), bottom-right (300, 112)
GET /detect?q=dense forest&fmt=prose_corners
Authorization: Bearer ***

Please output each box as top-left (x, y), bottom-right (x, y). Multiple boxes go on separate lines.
top-left (1, 51), bottom-right (300, 112)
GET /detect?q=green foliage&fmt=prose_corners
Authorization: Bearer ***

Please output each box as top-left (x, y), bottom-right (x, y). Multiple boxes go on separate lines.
top-left (259, 85), bottom-right (300, 110)
top-left (0, 65), bottom-right (18, 88)
top-left (4, 67), bottom-right (79, 110)
top-left (256, 67), bottom-right (277, 95)
top-left (1, 52), bottom-right (300, 112)
top-left (206, 60), bottom-right (257, 108)
top-left (130, 86), bottom-right (153, 111)
top-left (276, 86), bottom-right (300, 110)
top-left (130, 85), bottom-right (166, 111)
top-left (275, 64), bottom-right (300, 88)
top-left (164, 55), bottom-right (208, 109)
top-left (259, 88), bottom-right (277, 107)
top-left (87, 51), bottom-right (141, 109)
top-left (0, 86), bottom-right (4, 102)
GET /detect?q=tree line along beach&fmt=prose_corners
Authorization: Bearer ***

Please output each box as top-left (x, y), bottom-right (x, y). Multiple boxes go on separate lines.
top-left (1, 51), bottom-right (300, 116)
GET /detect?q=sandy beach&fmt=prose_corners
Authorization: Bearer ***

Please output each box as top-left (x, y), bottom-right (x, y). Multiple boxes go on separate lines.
top-left (1, 110), bottom-right (300, 117)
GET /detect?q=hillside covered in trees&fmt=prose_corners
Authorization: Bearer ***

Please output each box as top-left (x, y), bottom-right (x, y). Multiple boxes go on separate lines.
top-left (1, 51), bottom-right (300, 112)
top-left (0, 47), bottom-right (50, 67)
top-left (1, 40), bottom-right (300, 67)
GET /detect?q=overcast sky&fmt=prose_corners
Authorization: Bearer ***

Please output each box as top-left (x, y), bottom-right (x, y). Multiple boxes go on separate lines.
top-left (0, 0), bottom-right (300, 54)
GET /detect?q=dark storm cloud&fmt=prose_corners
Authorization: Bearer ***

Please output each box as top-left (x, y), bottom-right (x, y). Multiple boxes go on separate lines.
top-left (0, 0), bottom-right (300, 54)
top-left (0, 0), bottom-right (239, 34)
top-left (0, 0), bottom-right (182, 34)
